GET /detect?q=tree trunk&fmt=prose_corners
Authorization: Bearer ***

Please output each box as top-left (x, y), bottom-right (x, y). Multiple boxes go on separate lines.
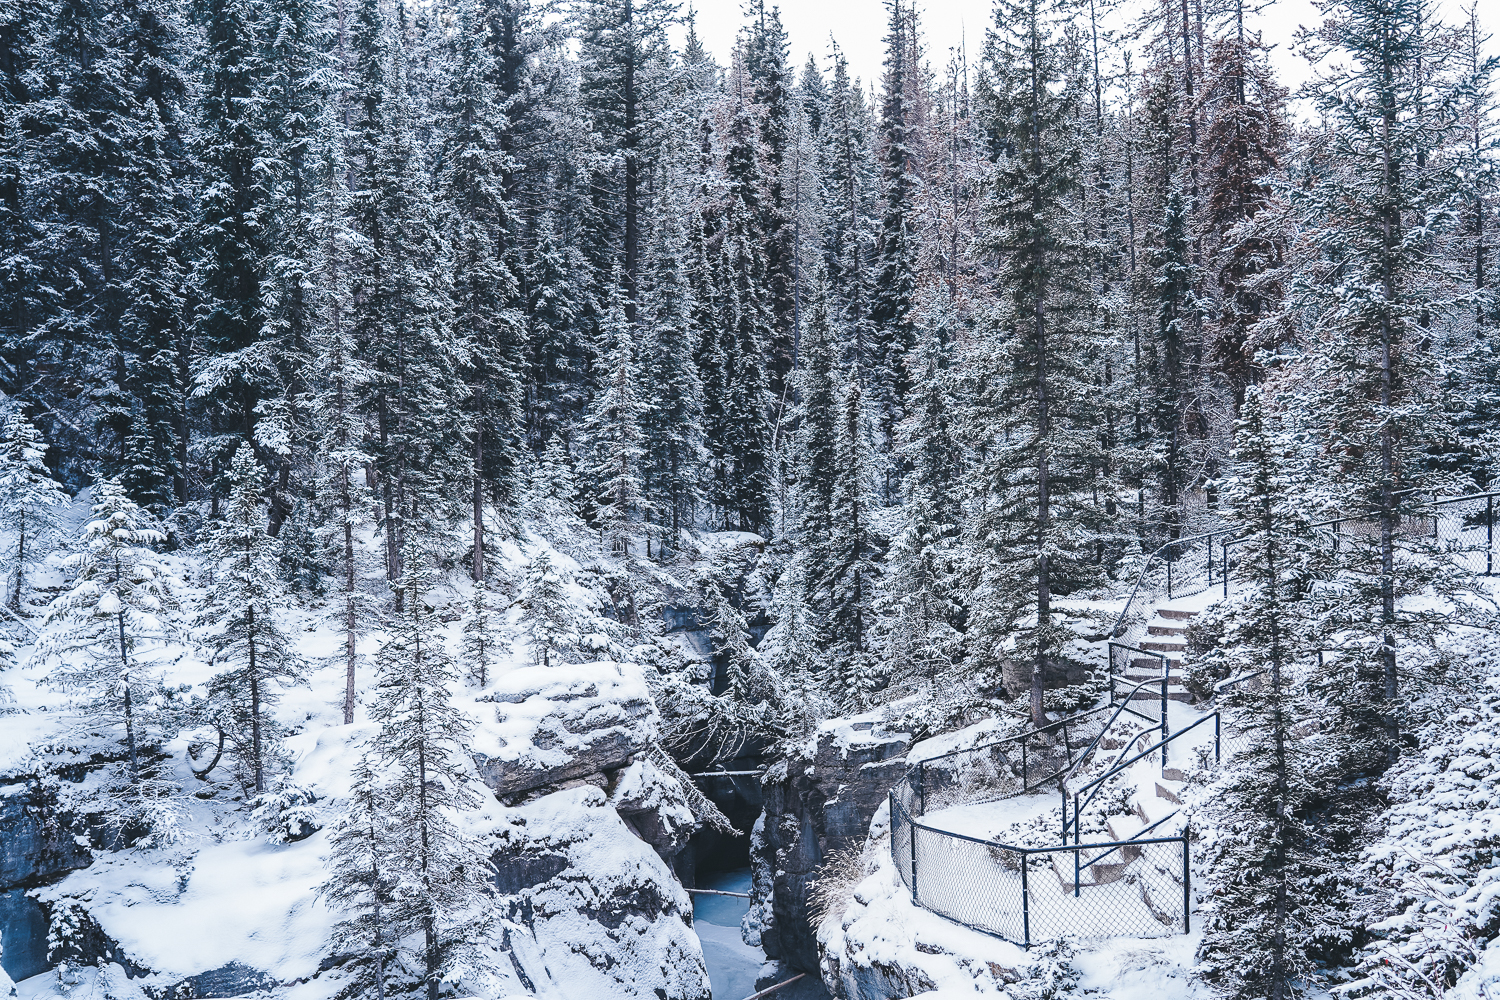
top-left (249, 604), bottom-right (264, 794)
top-left (8, 511), bottom-right (23, 611)
top-left (119, 608), bottom-right (140, 783)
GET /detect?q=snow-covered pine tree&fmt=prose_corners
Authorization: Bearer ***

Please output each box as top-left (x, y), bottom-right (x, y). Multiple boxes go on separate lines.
top-left (367, 543), bottom-right (491, 1000)
top-left (640, 202), bottom-right (704, 546)
top-left (519, 550), bottom-right (577, 667)
top-left (461, 578), bottom-right (507, 688)
top-left (1199, 5), bottom-right (1288, 407)
top-left (581, 276), bottom-right (649, 558)
top-left (869, 0), bottom-right (921, 496)
top-left (523, 435), bottom-right (588, 551)
top-left (307, 95), bottom-right (371, 727)
top-left (198, 443), bottom-right (306, 794)
top-left (349, 3), bottom-right (464, 590)
top-left (966, 0), bottom-right (1110, 727)
top-left (441, 0), bottom-right (524, 582)
top-left (705, 104), bottom-right (775, 535)
top-left (0, 413), bottom-right (70, 611)
top-left (192, 0), bottom-right (273, 483)
top-left (109, 0), bottom-right (191, 510)
top-left (1193, 388), bottom-right (1333, 1000)
top-left (883, 309), bottom-right (965, 692)
top-left (1295, 0), bottom-right (1489, 758)
top-left (824, 361), bottom-right (881, 710)
top-left (1150, 188), bottom-right (1198, 539)
top-left (257, 0), bottom-right (330, 536)
top-left (38, 479), bottom-right (178, 786)
top-left (319, 756), bottom-right (398, 1000)
top-left (524, 216), bottom-right (589, 453)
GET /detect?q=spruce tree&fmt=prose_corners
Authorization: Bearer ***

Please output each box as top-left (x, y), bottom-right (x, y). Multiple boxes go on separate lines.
top-left (367, 545), bottom-right (492, 1000)
top-left (319, 757), bottom-right (398, 1000)
top-left (869, 0), bottom-right (921, 495)
top-left (1194, 389), bottom-right (1331, 1000)
top-left (581, 278), bottom-right (649, 558)
top-left (38, 479), bottom-right (178, 786)
top-left (460, 579), bottom-right (506, 689)
top-left (199, 443), bottom-right (307, 795)
top-left (824, 362), bottom-right (881, 710)
top-left (967, 0), bottom-right (1109, 728)
top-left (523, 435), bottom-right (588, 551)
top-left (1296, 0), bottom-right (1486, 757)
top-left (0, 413), bottom-right (70, 612)
top-left (639, 203), bottom-right (705, 545)
top-left (193, 0), bottom-right (273, 471)
top-left (519, 550), bottom-right (577, 667)
top-left (441, 0), bottom-right (524, 581)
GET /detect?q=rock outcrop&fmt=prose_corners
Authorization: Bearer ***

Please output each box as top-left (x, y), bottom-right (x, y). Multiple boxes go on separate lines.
top-left (471, 661), bottom-right (657, 800)
top-left (0, 778), bottom-right (97, 983)
top-left (754, 715), bottom-right (910, 973)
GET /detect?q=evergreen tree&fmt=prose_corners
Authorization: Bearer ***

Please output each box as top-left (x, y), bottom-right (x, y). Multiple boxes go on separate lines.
top-left (884, 310), bottom-right (965, 690)
top-left (524, 216), bottom-right (589, 452)
top-left (967, 0), bottom-right (1108, 728)
top-left (824, 361), bottom-right (881, 710)
top-left (0, 413), bottom-right (70, 611)
top-left (639, 203), bottom-right (704, 544)
top-left (1296, 0), bottom-right (1484, 756)
top-left (869, 0), bottom-right (921, 494)
top-left (38, 479), bottom-right (178, 785)
top-left (199, 443), bottom-right (307, 794)
top-left (319, 757), bottom-right (398, 1000)
top-left (257, 0), bottom-right (330, 535)
top-left (519, 550), bottom-right (577, 667)
top-left (366, 545), bottom-right (492, 1000)
top-left (1150, 188), bottom-right (1197, 539)
top-left (352, 23), bottom-right (463, 588)
top-left (193, 0), bottom-right (273, 475)
top-left (460, 579), bottom-right (505, 689)
top-left (1194, 389), bottom-right (1332, 1000)
top-left (441, 0), bottom-right (524, 581)
top-left (703, 104), bottom-right (775, 534)
top-left (523, 434), bottom-right (588, 551)
top-left (581, 277), bottom-right (649, 558)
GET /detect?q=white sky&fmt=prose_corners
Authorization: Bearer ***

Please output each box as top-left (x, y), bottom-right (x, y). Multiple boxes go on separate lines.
top-left (675, 0), bottom-right (1491, 117)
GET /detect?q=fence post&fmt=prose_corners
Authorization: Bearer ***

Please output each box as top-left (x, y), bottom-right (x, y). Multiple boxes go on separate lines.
top-left (1166, 558), bottom-right (1174, 600)
top-left (1021, 854), bottom-right (1031, 948)
top-left (1182, 828), bottom-right (1191, 933)
top-left (910, 821), bottom-right (918, 904)
top-left (889, 791), bottom-right (897, 866)
top-left (1060, 784), bottom-right (1068, 839)
top-left (1207, 533), bottom-right (1213, 585)
top-left (1073, 791), bottom-right (1081, 846)
top-left (1222, 542), bottom-right (1230, 599)
top-left (1160, 658), bottom-right (1170, 766)
top-left (1489, 495), bottom-right (1494, 576)
top-left (918, 761), bottom-right (925, 816)
top-left (1214, 713), bottom-right (1221, 764)
top-left (1074, 846), bottom-right (1081, 898)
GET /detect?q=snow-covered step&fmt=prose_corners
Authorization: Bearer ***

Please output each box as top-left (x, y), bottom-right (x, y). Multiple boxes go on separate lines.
top-left (1154, 778), bottom-right (1186, 805)
top-left (1140, 640), bottom-right (1186, 653)
top-left (1050, 846), bottom-right (1136, 888)
top-left (1106, 812), bottom-right (1146, 844)
top-left (1157, 608), bottom-right (1199, 621)
top-left (1128, 686), bottom-right (1194, 703)
top-left (1135, 783), bottom-right (1180, 826)
top-left (1146, 623), bottom-right (1188, 636)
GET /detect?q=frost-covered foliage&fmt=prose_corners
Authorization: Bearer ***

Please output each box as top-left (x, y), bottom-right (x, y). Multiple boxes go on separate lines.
top-left (37, 480), bottom-right (181, 792)
top-left (198, 444), bottom-right (307, 795)
top-left (0, 412), bottom-right (70, 611)
top-left (519, 550), bottom-right (579, 667)
top-left (1353, 643), bottom-right (1500, 998)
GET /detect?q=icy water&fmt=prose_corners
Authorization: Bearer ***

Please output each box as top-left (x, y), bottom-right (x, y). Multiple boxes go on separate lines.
top-left (692, 868), bottom-right (765, 999)
top-left (692, 869), bottom-right (832, 1000)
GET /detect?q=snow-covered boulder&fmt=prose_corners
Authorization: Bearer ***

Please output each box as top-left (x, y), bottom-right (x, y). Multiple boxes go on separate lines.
top-left (494, 785), bottom-right (710, 999)
top-left (472, 661), bottom-right (657, 800)
top-left (610, 758), bottom-right (696, 861)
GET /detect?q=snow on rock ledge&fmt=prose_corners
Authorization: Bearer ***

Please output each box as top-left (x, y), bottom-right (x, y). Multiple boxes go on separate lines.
top-left (471, 661), bottom-right (657, 800)
top-left (494, 785), bottom-right (710, 999)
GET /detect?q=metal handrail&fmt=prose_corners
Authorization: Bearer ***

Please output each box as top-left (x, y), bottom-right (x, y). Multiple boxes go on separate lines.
top-left (1063, 656), bottom-right (1168, 789)
top-left (1069, 713), bottom-right (1222, 845)
top-left (1108, 527), bottom-right (1230, 640)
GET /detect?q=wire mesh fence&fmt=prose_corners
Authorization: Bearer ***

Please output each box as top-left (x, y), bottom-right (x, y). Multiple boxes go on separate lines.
top-left (892, 721), bottom-right (1194, 947)
top-left (890, 789), bottom-right (1191, 946)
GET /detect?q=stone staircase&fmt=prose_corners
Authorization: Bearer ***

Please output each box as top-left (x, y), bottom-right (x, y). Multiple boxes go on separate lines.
top-left (1124, 605), bottom-right (1200, 704)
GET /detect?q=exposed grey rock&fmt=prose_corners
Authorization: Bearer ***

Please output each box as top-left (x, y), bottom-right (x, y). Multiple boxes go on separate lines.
top-left (0, 782), bottom-right (96, 984)
top-left (755, 717), bottom-right (910, 973)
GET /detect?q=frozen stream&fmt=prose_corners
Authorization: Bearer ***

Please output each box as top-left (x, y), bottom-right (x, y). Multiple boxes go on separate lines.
top-left (692, 868), bottom-right (830, 1000)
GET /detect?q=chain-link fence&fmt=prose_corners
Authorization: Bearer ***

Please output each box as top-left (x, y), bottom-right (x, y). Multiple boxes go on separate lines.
top-left (890, 782), bottom-right (1190, 946)
top-left (891, 719), bottom-right (1194, 947)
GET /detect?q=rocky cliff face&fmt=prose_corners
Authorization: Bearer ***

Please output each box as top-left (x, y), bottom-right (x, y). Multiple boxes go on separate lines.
top-left (0, 773), bottom-right (100, 983)
top-left (753, 716), bottom-right (910, 973)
